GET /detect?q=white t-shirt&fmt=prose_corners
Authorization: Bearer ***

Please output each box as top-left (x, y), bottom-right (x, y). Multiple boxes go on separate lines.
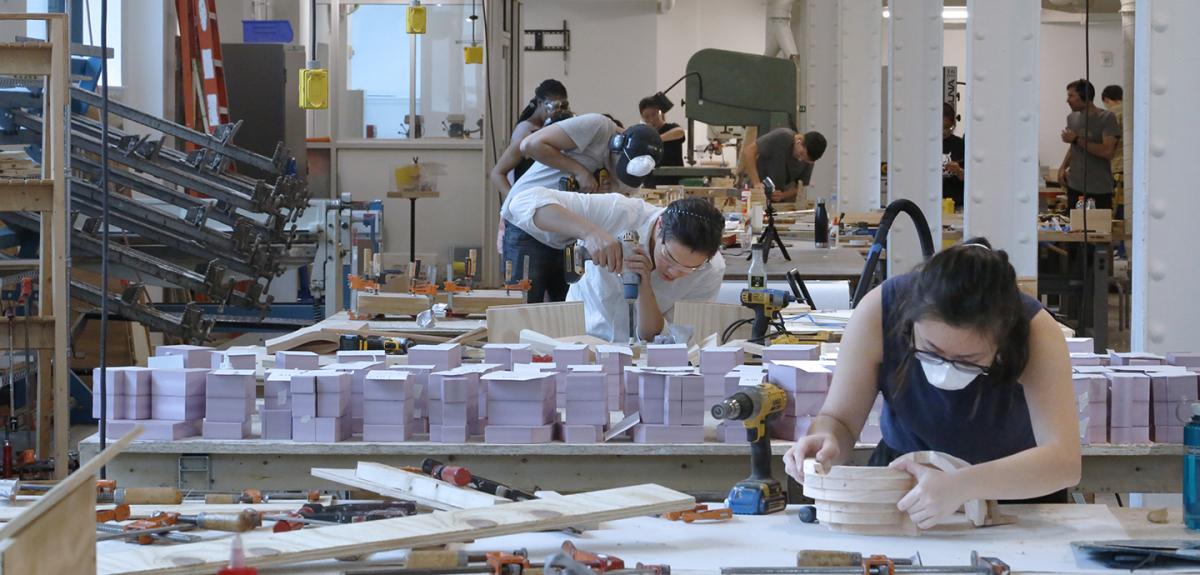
top-left (501, 113), bottom-right (627, 215)
top-left (502, 188), bottom-right (726, 342)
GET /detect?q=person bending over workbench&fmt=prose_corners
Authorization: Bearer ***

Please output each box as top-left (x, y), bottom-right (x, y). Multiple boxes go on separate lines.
top-left (500, 114), bottom-right (662, 304)
top-left (502, 190), bottom-right (726, 343)
top-left (741, 127), bottom-right (827, 203)
top-left (783, 239), bottom-right (1081, 529)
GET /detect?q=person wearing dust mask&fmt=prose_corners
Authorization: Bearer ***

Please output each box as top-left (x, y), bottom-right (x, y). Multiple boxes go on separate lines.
top-left (783, 239), bottom-right (1081, 530)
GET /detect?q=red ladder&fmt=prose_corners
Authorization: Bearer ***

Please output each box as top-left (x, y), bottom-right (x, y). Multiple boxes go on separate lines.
top-left (177, 0), bottom-right (230, 133)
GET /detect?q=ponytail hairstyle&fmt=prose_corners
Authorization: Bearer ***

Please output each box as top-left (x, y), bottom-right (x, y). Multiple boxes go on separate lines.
top-left (517, 79), bottom-right (568, 124)
top-left (891, 238), bottom-right (1032, 396)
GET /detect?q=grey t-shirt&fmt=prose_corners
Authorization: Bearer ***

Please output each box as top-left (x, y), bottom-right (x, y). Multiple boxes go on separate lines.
top-left (1066, 108), bottom-right (1121, 196)
top-left (502, 113), bottom-right (618, 212)
top-left (755, 127), bottom-right (814, 189)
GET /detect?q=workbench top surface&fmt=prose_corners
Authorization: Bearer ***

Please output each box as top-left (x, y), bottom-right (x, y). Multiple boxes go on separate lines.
top-left (93, 504), bottom-right (1197, 574)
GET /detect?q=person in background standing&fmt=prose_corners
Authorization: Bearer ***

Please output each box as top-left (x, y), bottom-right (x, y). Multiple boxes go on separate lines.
top-left (639, 96), bottom-right (686, 187)
top-left (741, 127), bottom-right (827, 203)
top-left (1057, 79), bottom-right (1119, 210)
top-left (1101, 84), bottom-right (1124, 200)
top-left (942, 103), bottom-right (965, 211)
top-left (490, 79), bottom-right (570, 252)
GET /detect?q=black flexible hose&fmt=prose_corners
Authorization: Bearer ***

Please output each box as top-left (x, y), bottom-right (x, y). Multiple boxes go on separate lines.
top-left (851, 198), bottom-right (935, 308)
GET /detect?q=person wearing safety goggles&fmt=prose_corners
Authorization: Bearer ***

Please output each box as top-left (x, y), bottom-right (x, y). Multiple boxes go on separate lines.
top-left (500, 115), bottom-right (662, 304)
top-left (782, 238), bottom-right (1081, 530)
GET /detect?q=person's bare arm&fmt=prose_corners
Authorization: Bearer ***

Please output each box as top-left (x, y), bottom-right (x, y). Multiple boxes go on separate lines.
top-left (783, 287), bottom-right (883, 481)
top-left (660, 126), bottom-right (685, 142)
top-left (530, 204), bottom-right (622, 273)
top-left (521, 125), bottom-right (597, 192)
top-left (772, 184), bottom-right (800, 203)
top-left (490, 137), bottom-right (529, 197)
top-left (1058, 148), bottom-right (1072, 189)
top-left (742, 139), bottom-right (762, 188)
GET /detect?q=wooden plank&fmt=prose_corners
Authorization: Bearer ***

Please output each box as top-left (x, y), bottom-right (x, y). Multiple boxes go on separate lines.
top-left (0, 259), bottom-right (40, 271)
top-left (0, 317), bottom-right (60, 350)
top-left (673, 301), bottom-right (753, 347)
top-left (96, 484), bottom-right (694, 575)
top-left (312, 462), bottom-right (508, 510)
top-left (265, 320), bottom-right (369, 354)
top-left (0, 43), bottom-right (52, 76)
top-left (0, 427), bottom-right (140, 540)
top-left (0, 180), bottom-right (53, 212)
top-left (0, 472), bottom-right (96, 574)
top-left (440, 290), bottom-right (526, 315)
top-left (355, 292), bottom-right (430, 317)
top-left (486, 302), bottom-right (585, 343)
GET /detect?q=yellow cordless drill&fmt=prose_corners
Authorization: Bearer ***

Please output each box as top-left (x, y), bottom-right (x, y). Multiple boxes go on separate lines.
top-left (711, 383), bottom-right (788, 515)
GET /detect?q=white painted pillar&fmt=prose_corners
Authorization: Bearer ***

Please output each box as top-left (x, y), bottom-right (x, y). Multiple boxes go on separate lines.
top-left (835, 0), bottom-right (882, 214)
top-left (121, 1), bottom-right (167, 138)
top-left (1120, 0), bottom-right (1134, 216)
top-left (886, 0), bottom-right (943, 275)
top-left (802, 0), bottom-right (838, 204)
top-left (963, 0), bottom-right (1039, 277)
top-left (1132, 0), bottom-right (1200, 352)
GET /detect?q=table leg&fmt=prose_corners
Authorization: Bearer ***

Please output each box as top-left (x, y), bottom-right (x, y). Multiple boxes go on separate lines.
top-left (409, 198), bottom-right (417, 264)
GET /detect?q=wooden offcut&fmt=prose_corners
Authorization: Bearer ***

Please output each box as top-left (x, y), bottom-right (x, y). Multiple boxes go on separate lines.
top-left (355, 290), bottom-right (525, 318)
top-left (97, 483), bottom-right (694, 575)
top-left (312, 462), bottom-right (509, 511)
top-left (486, 301), bottom-right (586, 343)
top-left (673, 301), bottom-right (753, 347)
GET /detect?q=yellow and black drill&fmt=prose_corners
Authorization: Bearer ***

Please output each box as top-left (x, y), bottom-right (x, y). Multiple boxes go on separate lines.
top-left (711, 383), bottom-right (788, 515)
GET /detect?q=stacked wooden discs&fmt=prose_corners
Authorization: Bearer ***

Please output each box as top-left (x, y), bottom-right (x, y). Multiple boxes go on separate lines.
top-left (801, 459), bottom-right (917, 535)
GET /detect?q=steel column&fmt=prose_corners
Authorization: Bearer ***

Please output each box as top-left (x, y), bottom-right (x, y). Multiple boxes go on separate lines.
top-left (835, 0), bottom-right (882, 214)
top-left (802, 0), bottom-right (838, 203)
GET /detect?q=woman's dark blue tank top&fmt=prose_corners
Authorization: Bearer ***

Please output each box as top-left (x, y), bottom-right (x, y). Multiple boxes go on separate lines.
top-left (876, 273), bottom-right (1043, 465)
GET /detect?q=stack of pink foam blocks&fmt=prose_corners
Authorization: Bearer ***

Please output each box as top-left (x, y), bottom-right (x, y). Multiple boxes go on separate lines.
top-left (627, 368), bottom-right (705, 443)
top-left (204, 368), bottom-right (256, 439)
top-left (290, 370), bottom-right (351, 442)
top-left (553, 344), bottom-right (593, 409)
top-left (260, 351), bottom-right (321, 440)
top-left (714, 365), bottom-right (767, 442)
top-left (482, 344), bottom-right (534, 370)
top-left (323, 360), bottom-right (384, 435)
top-left (562, 365), bottom-right (607, 443)
top-left (429, 366), bottom-right (486, 443)
top-left (1150, 370), bottom-right (1198, 443)
top-left (596, 345), bottom-right (631, 412)
top-left (765, 360), bottom-right (832, 441)
top-left (483, 370), bottom-right (557, 443)
top-left (1105, 371), bottom-right (1150, 444)
top-left (362, 370), bottom-right (416, 441)
top-left (1072, 373), bottom-right (1108, 444)
top-left (95, 367), bottom-right (152, 438)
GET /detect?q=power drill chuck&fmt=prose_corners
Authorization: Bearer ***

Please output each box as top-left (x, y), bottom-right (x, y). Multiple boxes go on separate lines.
top-left (711, 393), bottom-right (753, 421)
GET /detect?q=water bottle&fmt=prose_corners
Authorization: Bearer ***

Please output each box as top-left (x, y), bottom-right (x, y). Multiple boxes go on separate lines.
top-left (814, 198), bottom-right (830, 248)
top-left (1185, 402), bottom-right (1200, 530)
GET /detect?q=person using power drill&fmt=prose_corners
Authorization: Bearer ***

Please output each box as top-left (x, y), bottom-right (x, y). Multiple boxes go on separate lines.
top-left (499, 113), bottom-right (659, 303)
top-left (783, 239), bottom-right (1081, 530)
top-left (502, 190), bottom-right (726, 343)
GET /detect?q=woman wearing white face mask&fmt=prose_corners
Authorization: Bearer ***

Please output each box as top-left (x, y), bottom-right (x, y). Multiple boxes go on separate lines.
top-left (783, 238), bottom-right (1081, 529)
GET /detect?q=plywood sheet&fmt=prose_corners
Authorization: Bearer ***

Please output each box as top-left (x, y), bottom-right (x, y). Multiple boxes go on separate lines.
top-left (486, 302), bottom-right (585, 343)
top-left (673, 301), bottom-right (753, 347)
top-left (312, 462), bottom-right (508, 510)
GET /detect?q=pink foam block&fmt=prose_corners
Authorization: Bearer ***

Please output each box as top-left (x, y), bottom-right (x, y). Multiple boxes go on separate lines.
top-left (646, 344), bottom-right (689, 367)
top-left (1110, 426), bottom-right (1151, 444)
top-left (1088, 403), bottom-right (1107, 427)
top-left (147, 354), bottom-right (186, 369)
top-left (565, 373), bottom-right (607, 401)
top-left (203, 419), bottom-right (251, 439)
top-left (351, 393), bottom-right (364, 418)
top-left (640, 396), bottom-right (665, 424)
top-left (1111, 399), bottom-right (1149, 428)
top-left (553, 345), bottom-right (591, 368)
top-left (485, 424), bottom-right (554, 444)
top-left (363, 399), bottom-right (414, 425)
top-left (1151, 373), bottom-right (1199, 403)
top-left (407, 344), bottom-right (463, 371)
top-left (275, 351), bottom-right (319, 370)
top-left (363, 423), bottom-right (412, 442)
top-left (762, 344), bottom-right (820, 363)
top-left (316, 390), bottom-right (350, 417)
top-left (336, 350), bottom-right (388, 363)
top-left (316, 371), bottom-right (352, 395)
top-left (700, 346), bottom-right (742, 375)
top-left (261, 409), bottom-right (292, 439)
top-left (485, 374), bottom-right (555, 402)
top-left (292, 392), bottom-right (316, 418)
top-left (93, 367), bottom-right (153, 397)
top-left (483, 344), bottom-right (534, 369)
top-left (1156, 425), bottom-right (1184, 444)
top-left (432, 424), bottom-right (469, 443)
top-left (314, 416), bottom-right (349, 442)
top-left (211, 351), bottom-right (257, 370)
top-left (718, 422), bottom-right (746, 443)
top-left (1070, 354), bottom-right (1106, 367)
top-left (351, 416), bottom-right (363, 435)
top-left (664, 399), bottom-right (704, 426)
top-left (441, 402), bottom-right (484, 434)
top-left (156, 344), bottom-right (216, 368)
top-left (704, 374), bottom-right (728, 399)
top-left (290, 373), bottom-right (317, 395)
top-left (639, 373), bottom-right (667, 399)
top-left (669, 375), bottom-right (705, 401)
top-left (788, 392), bottom-right (826, 417)
top-left (152, 395), bottom-right (205, 421)
top-left (1167, 352), bottom-right (1200, 369)
top-left (633, 424), bottom-right (704, 444)
top-left (1153, 402), bottom-right (1188, 426)
top-left (565, 400), bottom-right (609, 425)
top-left (563, 424), bottom-right (603, 444)
top-left (1071, 375), bottom-right (1107, 406)
top-left (1065, 337), bottom-right (1095, 354)
top-left (1109, 352), bottom-right (1166, 366)
top-left (486, 400), bottom-right (554, 426)
top-left (264, 379), bottom-right (291, 410)
top-left (438, 377), bottom-right (476, 404)
top-left (205, 397), bottom-right (253, 422)
top-left (93, 395), bottom-right (125, 420)
top-left (120, 395), bottom-right (152, 420)
top-left (767, 361), bottom-right (831, 393)
top-left (1085, 425), bottom-right (1107, 444)
top-left (151, 368), bottom-right (208, 397)
top-left (105, 419), bottom-right (199, 440)
top-left (206, 371), bottom-right (254, 398)
top-left (1107, 372), bottom-right (1151, 404)
top-left (363, 371), bottom-right (413, 401)
top-left (770, 415), bottom-right (816, 441)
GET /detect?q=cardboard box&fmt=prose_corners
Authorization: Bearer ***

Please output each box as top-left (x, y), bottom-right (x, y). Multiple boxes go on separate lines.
top-left (1069, 208), bottom-right (1112, 234)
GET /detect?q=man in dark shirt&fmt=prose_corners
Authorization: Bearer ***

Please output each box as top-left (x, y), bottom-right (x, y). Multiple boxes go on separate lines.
top-left (942, 102), bottom-right (965, 210)
top-left (639, 96), bottom-right (685, 186)
top-left (1057, 79), bottom-right (1120, 209)
top-left (742, 127), bottom-right (827, 203)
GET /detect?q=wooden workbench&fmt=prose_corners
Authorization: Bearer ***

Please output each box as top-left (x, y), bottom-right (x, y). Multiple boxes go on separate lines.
top-left (77, 430), bottom-right (1182, 499)
top-left (722, 244), bottom-right (865, 281)
top-left (93, 503), bottom-right (1200, 574)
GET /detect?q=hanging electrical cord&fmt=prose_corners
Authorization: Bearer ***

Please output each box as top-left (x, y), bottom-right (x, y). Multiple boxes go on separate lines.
top-left (1079, 0), bottom-right (1092, 339)
top-left (98, 0), bottom-right (111, 476)
top-left (310, 0), bottom-right (317, 63)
